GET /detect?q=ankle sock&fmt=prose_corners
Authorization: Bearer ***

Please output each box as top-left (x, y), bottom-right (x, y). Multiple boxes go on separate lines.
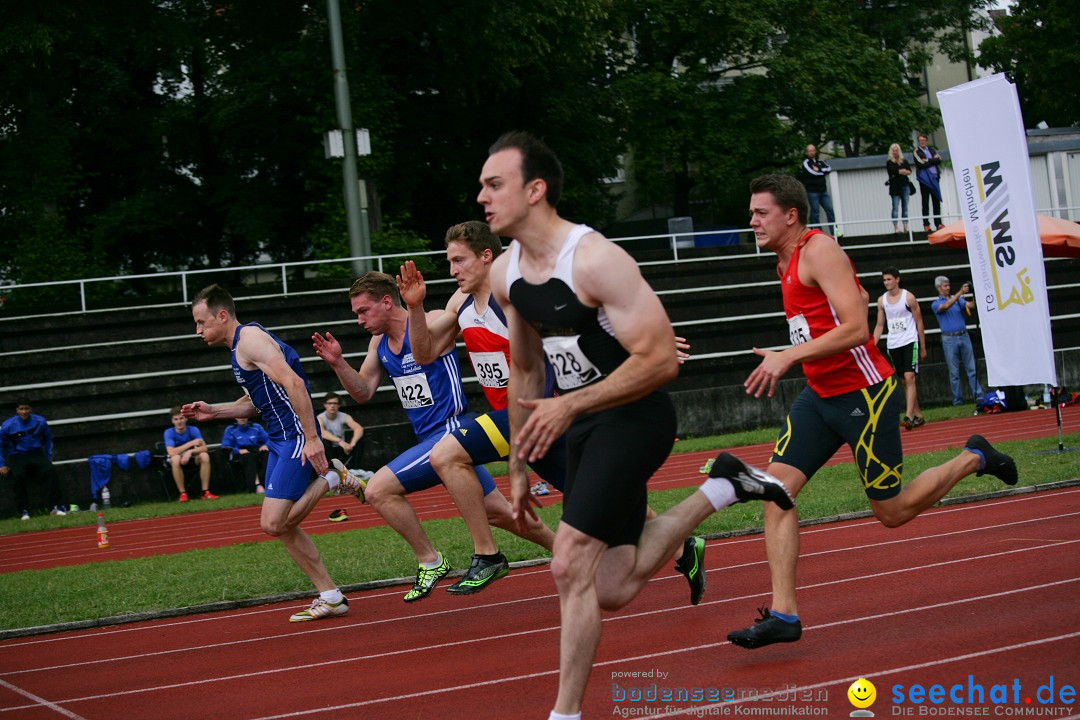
top-left (420, 552), bottom-right (444, 570)
top-left (699, 477), bottom-right (737, 511)
top-left (771, 610), bottom-right (800, 624)
top-left (320, 588), bottom-right (344, 604)
top-left (323, 470), bottom-right (340, 491)
top-left (965, 447), bottom-right (986, 472)
top-left (549, 713), bottom-right (581, 720)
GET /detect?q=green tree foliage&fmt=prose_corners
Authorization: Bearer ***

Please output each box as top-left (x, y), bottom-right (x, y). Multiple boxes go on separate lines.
top-left (978, 0), bottom-right (1080, 128)
top-left (0, 0), bottom-right (1003, 286)
top-left (766, 0), bottom-right (942, 158)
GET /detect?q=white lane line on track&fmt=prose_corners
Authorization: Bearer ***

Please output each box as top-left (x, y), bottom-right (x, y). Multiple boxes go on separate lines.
top-left (0, 678), bottom-right (88, 719)
top-left (243, 633), bottom-right (1080, 719)
top-left (3, 578), bottom-right (1075, 713)
top-left (3, 493), bottom-right (1075, 650)
top-left (647, 631), bottom-right (1080, 718)
top-left (3, 536), bottom-right (1076, 681)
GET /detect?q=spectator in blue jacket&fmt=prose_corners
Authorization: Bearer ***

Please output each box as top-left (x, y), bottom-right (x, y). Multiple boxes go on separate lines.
top-left (221, 416), bottom-right (270, 493)
top-left (0, 399), bottom-right (67, 520)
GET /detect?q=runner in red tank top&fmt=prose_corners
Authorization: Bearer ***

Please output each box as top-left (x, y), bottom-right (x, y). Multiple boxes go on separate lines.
top-left (725, 174), bottom-right (1018, 651)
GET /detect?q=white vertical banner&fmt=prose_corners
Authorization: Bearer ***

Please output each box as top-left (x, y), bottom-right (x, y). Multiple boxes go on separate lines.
top-left (937, 74), bottom-right (1056, 386)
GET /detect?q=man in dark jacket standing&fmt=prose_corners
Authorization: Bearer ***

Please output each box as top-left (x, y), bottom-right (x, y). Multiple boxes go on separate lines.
top-left (914, 133), bottom-right (945, 232)
top-left (797, 144), bottom-right (836, 236)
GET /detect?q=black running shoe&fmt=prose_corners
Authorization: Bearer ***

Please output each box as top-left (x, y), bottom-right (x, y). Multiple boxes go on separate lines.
top-left (727, 607), bottom-right (803, 649)
top-left (708, 453), bottom-right (795, 510)
top-left (965, 434), bottom-right (1018, 485)
top-left (446, 553), bottom-right (510, 595)
top-left (675, 536), bottom-right (707, 606)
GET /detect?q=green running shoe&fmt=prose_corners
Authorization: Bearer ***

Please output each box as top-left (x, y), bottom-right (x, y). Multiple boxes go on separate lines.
top-left (404, 554), bottom-right (451, 602)
top-left (674, 536), bottom-right (707, 605)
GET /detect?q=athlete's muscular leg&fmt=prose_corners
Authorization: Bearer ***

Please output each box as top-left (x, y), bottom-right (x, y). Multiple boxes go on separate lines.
top-left (483, 487), bottom-right (555, 551)
top-left (904, 371), bottom-right (920, 419)
top-left (763, 463), bottom-right (809, 616)
top-left (429, 434), bottom-right (500, 555)
top-left (870, 451), bottom-right (981, 528)
top-left (594, 491), bottom-right (714, 610)
top-left (365, 466), bottom-right (438, 564)
top-left (197, 452), bottom-right (211, 491)
top-left (261, 496), bottom-right (336, 591)
top-left (549, 522), bottom-right (607, 717)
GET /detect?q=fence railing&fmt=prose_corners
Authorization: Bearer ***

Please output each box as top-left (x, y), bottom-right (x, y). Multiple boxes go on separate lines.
top-left (2, 205), bottom-right (1073, 321)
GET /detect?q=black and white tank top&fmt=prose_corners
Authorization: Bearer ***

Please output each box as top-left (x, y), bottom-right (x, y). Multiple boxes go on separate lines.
top-left (506, 224), bottom-right (628, 393)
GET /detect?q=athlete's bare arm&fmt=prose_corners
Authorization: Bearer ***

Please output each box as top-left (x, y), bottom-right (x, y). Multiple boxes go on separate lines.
top-left (398, 260), bottom-right (464, 365)
top-left (910, 291), bottom-right (928, 360)
top-left (491, 252), bottom-right (548, 526)
top-left (182, 395), bottom-right (258, 422)
top-left (872, 295), bottom-right (886, 345)
top-left (312, 332), bottom-right (385, 406)
top-left (237, 326), bottom-right (327, 474)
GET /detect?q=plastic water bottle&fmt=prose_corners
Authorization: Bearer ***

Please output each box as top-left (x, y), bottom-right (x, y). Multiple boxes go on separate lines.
top-left (101, 486), bottom-right (111, 509)
top-left (96, 512), bottom-right (110, 549)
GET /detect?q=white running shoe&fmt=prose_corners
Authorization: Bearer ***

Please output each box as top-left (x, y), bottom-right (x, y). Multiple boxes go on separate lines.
top-left (288, 596), bottom-right (349, 623)
top-left (330, 459), bottom-right (367, 502)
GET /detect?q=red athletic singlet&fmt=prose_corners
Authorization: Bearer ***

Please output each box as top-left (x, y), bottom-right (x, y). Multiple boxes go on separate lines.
top-left (780, 231), bottom-right (893, 397)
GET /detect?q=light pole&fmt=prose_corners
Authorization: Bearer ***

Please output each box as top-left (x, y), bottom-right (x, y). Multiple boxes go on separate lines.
top-left (326, 0), bottom-right (370, 275)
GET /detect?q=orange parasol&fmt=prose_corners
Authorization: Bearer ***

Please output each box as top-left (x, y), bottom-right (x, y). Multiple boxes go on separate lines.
top-left (928, 214), bottom-right (1080, 258)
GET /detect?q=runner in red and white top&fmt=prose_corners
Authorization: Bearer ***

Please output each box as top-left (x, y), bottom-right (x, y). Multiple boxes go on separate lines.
top-left (725, 174), bottom-right (1018, 652)
top-left (779, 228), bottom-right (893, 397)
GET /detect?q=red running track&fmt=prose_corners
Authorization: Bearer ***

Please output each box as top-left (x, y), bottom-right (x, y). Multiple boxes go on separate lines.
top-left (1, 487), bottom-right (1078, 719)
top-left (2, 406), bottom-right (1078, 574)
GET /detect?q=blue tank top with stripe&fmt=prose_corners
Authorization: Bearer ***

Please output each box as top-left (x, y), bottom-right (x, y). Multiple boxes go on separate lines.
top-left (377, 322), bottom-right (468, 441)
top-left (231, 323), bottom-right (313, 442)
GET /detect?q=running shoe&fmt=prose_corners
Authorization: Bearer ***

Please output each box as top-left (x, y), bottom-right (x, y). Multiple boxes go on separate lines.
top-left (178, 492), bottom-right (189, 503)
top-left (447, 553), bottom-right (510, 594)
top-left (912, 416), bottom-right (926, 428)
top-left (965, 434), bottom-right (1018, 485)
top-left (707, 452), bottom-right (795, 510)
top-left (674, 536), bottom-right (707, 605)
top-left (404, 555), bottom-right (451, 602)
top-left (331, 459), bottom-right (367, 503)
top-left (202, 491), bottom-right (219, 500)
top-left (531, 481), bottom-right (550, 496)
top-left (328, 508), bottom-right (349, 522)
top-left (727, 607), bottom-right (803, 649)
top-left (699, 457), bottom-right (714, 474)
top-left (901, 416), bottom-right (913, 430)
top-left (51, 506), bottom-right (67, 516)
top-left (20, 511), bottom-right (29, 521)
top-left (288, 596), bottom-right (349, 623)
top-left (255, 483), bottom-right (265, 494)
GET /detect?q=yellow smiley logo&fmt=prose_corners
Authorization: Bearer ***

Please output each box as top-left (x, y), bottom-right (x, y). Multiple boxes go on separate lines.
top-left (848, 678), bottom-right (877, 709)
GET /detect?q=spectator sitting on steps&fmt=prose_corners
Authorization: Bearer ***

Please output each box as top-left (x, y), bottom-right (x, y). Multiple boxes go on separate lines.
top-left (164, 406), bottom-right (218, 502)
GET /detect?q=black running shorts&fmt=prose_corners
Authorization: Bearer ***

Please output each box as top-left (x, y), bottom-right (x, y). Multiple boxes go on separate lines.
top-left (449, 408), bottom-right (567, 490)
top-left (887, 341), bottom-right (920, 375)
top-left (560, 391), bottom-right (676, 546)
top-left (770, 376), bottom-right (904, 500)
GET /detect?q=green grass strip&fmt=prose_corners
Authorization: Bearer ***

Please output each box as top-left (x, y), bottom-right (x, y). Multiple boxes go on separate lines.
top-left (2, 407), bottom-right (1078, 632)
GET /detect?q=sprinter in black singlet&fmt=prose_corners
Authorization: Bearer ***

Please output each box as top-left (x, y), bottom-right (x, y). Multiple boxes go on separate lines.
top-left (480, 131), bottom-right (795, 720)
